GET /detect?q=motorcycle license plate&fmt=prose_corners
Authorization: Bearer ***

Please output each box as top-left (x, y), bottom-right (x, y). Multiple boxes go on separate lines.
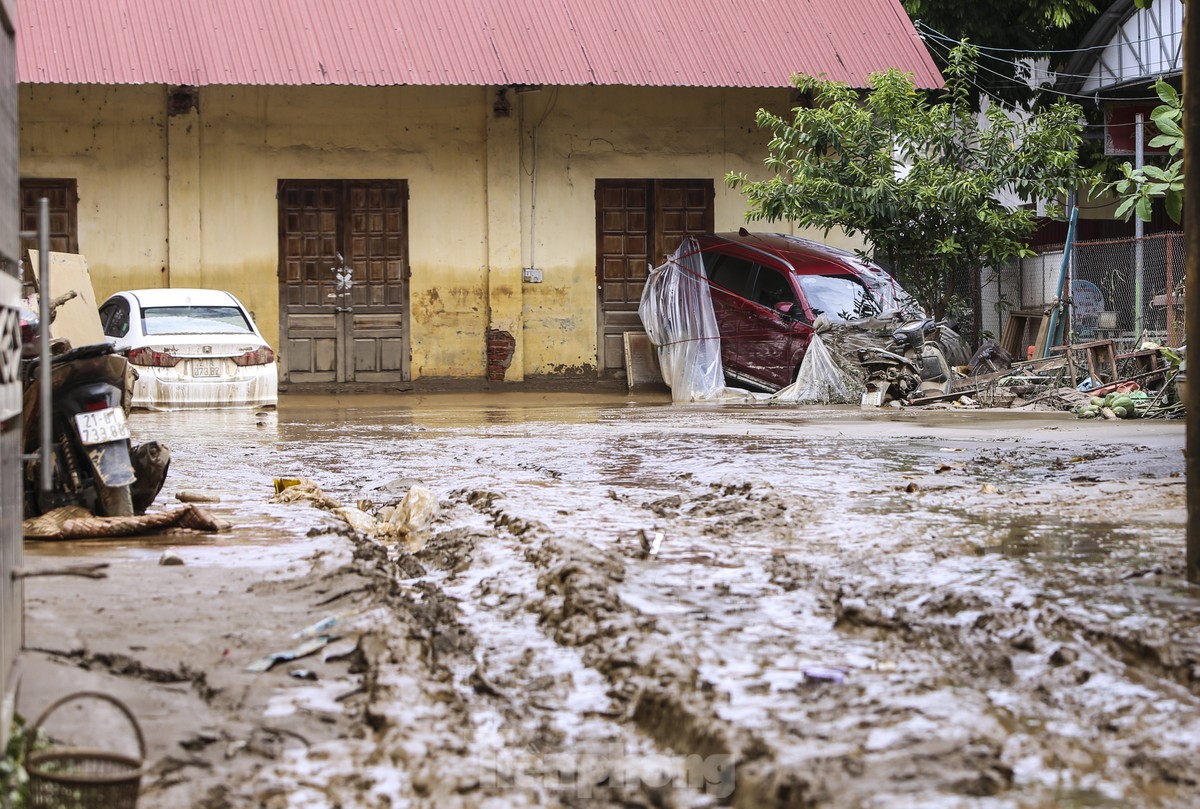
top-left (74, 407), bottom-right (131, 446)
top-left (192, 358), bottom-right (221, 378)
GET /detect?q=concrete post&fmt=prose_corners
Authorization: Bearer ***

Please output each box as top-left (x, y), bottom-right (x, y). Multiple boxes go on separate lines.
top-left (485, 87), bottom-right (524, 382)
top-left (166, 88), bottom-right (202, 287)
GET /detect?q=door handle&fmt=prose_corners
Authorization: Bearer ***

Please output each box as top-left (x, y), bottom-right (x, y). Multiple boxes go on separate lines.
top-left (334, 306), bottom-right (353, 313)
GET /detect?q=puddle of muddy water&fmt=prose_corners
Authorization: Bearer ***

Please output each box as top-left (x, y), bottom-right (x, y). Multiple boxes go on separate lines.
top-left (982, 516), bottom-right (1140, 561)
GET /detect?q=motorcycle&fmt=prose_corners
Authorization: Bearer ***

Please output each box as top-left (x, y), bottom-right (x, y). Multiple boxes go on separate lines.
top-left (20, 301), bottom-right (169, 518)
top-left (858, 317), bottom-right (961, 407)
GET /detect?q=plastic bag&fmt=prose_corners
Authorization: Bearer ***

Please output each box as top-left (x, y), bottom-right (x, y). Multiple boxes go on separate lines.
top-left (773, 332), bottom-right (864, 404)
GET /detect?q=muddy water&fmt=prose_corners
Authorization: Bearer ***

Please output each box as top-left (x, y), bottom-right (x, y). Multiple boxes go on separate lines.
top-left (117, 395), bottom-right (1196, 806)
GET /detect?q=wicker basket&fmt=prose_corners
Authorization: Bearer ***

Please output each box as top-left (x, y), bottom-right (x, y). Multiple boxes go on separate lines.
top-left (25, 691), bottom-right (145, 809)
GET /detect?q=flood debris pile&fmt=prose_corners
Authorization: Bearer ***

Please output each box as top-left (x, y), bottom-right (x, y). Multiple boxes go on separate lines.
top-left (639, 237), bottom-right (1186, 416)
top-left (944, 340), bottom-right (1186, 418)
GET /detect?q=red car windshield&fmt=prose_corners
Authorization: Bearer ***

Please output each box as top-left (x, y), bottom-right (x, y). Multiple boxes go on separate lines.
top-left (797, 273), bottom-right (919, 323)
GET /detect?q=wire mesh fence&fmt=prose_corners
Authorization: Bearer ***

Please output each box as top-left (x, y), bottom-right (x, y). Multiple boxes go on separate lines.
top-left (998, 231), bottom-right (1184, 353)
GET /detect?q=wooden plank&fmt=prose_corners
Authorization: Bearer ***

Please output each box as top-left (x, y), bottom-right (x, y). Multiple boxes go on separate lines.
top-left (624, 331), bottom-right (666, 390)
top-left (26, 249), bottom-right (105, 348)
top-left (1000, 309), bottom-right (1042, 358)
top-left (1032, 312), bottom-right (1052, 359)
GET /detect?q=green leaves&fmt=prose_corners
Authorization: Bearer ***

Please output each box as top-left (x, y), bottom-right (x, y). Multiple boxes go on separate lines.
top-left (1091, 79), bottom-right (1183, 224)
top-left (732, 44), bottom-right (1085, 321)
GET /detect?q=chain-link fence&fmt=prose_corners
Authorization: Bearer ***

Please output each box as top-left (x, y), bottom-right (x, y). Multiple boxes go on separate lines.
top-left (997, 231), bottom-right (1184, 352)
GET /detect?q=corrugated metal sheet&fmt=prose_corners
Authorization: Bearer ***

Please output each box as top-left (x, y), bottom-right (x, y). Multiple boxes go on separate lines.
top-left (16, 0), bottom-right (941, 89)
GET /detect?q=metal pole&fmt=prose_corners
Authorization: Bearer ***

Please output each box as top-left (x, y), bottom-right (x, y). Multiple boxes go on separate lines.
top-left (1043, 206), bottom-right (1078, 358)
top-left (1065, 191), bottom-right (1074, 342)
top-left (1184, 2), bottom-right (1200, 585)
top-left (1135, 112), bottom-right (1145, 343)
top-left (37, 198), bottom-right (51, 494)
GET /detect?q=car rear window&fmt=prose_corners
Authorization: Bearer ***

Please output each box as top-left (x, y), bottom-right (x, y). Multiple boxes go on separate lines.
top-left (141, 305), bottom-right (253, 335)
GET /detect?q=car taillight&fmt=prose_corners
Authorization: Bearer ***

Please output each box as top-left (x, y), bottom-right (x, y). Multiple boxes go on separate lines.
top-left (127, 347), bottom-right (181, 367)
top-left (231, 346), bottom-right (275, 366)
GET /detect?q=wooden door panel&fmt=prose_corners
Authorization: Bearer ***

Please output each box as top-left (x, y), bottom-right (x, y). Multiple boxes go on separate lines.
top-left (596, 179), bottom-right (714, 375)
top-left (596, 181), bottom-right (652, 373)
top-left (279, 180), bottom-right (409, 384)
top-left (345, 181), bottom-right (408, 381)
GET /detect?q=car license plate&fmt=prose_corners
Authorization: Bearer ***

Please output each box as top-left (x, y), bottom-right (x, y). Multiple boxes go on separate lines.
top-left (73, 407), bottom-right (131, 446)
top-left (192, 358), bottom-right (221, 378)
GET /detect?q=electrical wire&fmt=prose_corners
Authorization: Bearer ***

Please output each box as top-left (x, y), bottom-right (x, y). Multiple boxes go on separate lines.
top-left (921, 35), bottom-right (1164, 102)
top-left (914, 19), bottom-right (1180, 57)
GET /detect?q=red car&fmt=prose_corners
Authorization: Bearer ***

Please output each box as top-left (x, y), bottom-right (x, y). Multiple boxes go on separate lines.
top-left (697, 231), bottom-right (920, 392)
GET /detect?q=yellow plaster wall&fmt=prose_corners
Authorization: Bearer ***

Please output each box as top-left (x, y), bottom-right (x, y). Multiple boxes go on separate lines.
top-left (20, 83), bottom-right (865, 380)
top-left (19, 85), bottom-right (168, 297)
top-left (193, 85), bottom-right (489, 377)
top-left (511, 86), bottom-right (863, 375)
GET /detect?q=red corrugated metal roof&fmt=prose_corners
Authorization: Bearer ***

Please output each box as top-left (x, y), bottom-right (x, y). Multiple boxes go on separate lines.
top-left (17, 0), bottom-right (941, 89)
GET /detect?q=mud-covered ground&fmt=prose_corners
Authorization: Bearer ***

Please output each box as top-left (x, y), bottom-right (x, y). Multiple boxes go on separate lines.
top-left (17, 392), bottom-right (1198, 808)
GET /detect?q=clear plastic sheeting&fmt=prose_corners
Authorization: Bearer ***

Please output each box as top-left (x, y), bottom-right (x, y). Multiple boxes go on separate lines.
top-left (637, 237), bottom-right (732, 402)
top-left (772, 330), bottom-right (864, 404)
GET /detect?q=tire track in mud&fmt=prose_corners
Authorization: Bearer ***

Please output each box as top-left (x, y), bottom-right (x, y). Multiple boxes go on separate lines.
top-left (445, 476), bottom-right (920, 808)
top-left (442, 463), bottom-right (1200, 808)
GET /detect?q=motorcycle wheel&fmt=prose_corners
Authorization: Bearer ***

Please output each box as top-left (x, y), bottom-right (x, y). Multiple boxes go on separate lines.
top-left (96, 482), bottom-right (134, 517)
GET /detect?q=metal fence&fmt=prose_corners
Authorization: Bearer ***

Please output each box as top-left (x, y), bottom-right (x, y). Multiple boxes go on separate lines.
top-left (998, 231), bottom-right (1184, 352)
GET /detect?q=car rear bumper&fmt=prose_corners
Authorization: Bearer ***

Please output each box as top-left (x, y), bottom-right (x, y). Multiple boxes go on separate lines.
top-left (130, 365), bottom-right (278, 410)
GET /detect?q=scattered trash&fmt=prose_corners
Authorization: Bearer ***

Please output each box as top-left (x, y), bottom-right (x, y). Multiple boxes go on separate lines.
top-left (273, 477), bottom-right (303, 494)
top-left (176, 490), bottom-right (221, 503)
top-left (293, 611), bottom-right (361, 640)
top-left (802, 666), bottom-right (848, 684)
top-left (158, 550), bottom-right (185, 566)
top-left (322, 640), bottom-right (359, 663)
top-left (288, 668), bottom-right (318, 681)
top-left (271, 478), bottom-right (340, 510)
top-left (637, 529), bottom-right (665, 558)
top-left (273, 478), bottom-right (436, 545)
top-left (245, 637), bottom-right (333, 673)
top-left (394, 485), bottom-right (438, 533)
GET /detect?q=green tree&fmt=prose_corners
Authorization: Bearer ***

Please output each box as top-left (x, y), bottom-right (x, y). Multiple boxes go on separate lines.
top-left (727, 45), bottom-right (1088, 345)
top-left (1093, 79), bottom-right (1183, 223)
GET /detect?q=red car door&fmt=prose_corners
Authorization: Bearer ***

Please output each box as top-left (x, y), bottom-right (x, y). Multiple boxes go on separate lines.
top-left (740, 264), bottom-right (810, 389)
top-left (703, 252), bottom-right (754, 380)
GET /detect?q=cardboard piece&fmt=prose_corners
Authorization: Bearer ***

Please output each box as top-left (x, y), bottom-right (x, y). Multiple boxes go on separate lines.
top-left (27, 250), bottom-right (106, 348)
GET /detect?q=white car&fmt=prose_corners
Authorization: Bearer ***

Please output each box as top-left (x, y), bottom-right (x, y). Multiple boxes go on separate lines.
top-left (99, 288), bottom-right (278, 410)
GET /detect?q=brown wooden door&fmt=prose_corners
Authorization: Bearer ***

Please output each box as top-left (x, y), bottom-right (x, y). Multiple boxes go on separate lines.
top-left (595, 179), bottom-right (713, 376)
top-left (278, 180), bottom-right (409, 384)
